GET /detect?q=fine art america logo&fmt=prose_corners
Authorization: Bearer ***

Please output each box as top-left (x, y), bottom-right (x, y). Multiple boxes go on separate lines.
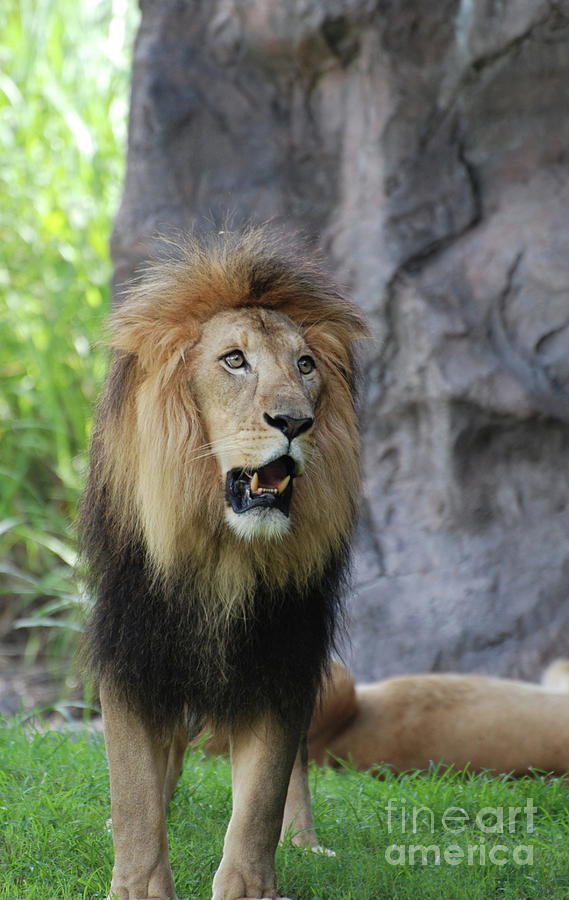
top-left (384, 798), bottom-right (536, 867)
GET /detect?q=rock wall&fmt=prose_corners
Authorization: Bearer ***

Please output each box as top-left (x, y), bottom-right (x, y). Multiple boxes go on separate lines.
top-left (112, 0), bottom-right (569, 681)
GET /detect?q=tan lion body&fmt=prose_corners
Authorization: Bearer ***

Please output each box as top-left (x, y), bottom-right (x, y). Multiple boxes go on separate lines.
top-left (80, 230), bottom-right (366, 900)
top-left (308, 663), bottom-right (569, 775)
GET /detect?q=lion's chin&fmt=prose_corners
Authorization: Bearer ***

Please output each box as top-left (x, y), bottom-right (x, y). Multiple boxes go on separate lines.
top-left (225, 506), bottom-right (292, 542)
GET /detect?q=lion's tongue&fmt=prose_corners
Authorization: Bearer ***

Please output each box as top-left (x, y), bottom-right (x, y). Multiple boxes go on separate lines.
top-left (251, 459), bottom-right (291, 494)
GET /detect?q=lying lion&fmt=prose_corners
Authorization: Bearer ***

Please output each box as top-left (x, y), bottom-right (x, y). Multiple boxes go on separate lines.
top-left (200, 660), bottom-right (569, 776)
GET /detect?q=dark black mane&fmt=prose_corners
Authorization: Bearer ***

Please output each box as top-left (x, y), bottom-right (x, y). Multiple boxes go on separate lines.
top-left (81, 507), bottom-right (350, 732)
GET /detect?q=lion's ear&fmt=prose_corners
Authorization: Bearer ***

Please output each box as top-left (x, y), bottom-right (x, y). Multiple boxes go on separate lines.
top-left (107, 299), bottom-right (201, 373)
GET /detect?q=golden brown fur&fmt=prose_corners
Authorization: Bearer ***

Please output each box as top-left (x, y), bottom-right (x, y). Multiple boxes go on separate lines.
top-left (310, 664), bottom-right (569, 775)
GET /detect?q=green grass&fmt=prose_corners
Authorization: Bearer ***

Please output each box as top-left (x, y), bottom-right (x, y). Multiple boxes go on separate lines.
top-left (0, 0), bottom-right (138, 670)
top-left (2, 718), bottom-right (569, 899)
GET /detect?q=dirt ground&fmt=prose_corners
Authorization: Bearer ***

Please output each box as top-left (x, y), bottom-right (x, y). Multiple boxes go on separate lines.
top-left (0, 637), bottom-right (91, 722)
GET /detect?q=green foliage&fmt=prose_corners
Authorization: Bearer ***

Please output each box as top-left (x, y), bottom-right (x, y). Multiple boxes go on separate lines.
top-left (0, 718), bottom-right (112, 898)
top-left (0, 0), bottom-right (138, 663)
top-left (1, 719), bottom-right (569, 899)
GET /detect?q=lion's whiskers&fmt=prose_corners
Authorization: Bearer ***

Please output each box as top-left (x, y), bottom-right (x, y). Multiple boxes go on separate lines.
top-left (190, 443), bottom-right (240, 462)
top-left (188, 434), bottom-right (250, 462)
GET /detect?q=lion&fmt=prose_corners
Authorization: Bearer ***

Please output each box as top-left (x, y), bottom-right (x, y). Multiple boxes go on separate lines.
top-left (307, 662), bottom-right (569, 775)
top-left (79, 227), bottom-right (368, 900)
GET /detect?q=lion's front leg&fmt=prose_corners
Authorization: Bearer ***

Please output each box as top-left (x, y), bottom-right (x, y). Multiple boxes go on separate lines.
top-left (211, 714), bottom-right (299, 900)
top-left (100, 678), bottom-right (178, 900)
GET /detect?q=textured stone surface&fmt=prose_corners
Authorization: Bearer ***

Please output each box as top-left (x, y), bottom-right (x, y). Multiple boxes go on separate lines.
top-left (113, 0), bottom-right (569, 681)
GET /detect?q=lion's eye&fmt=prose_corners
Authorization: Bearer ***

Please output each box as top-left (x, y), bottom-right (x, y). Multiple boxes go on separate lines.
top-left (223, 350), bottom-right (246, 369)
top-left (298, 355), bottom-right (315, 375)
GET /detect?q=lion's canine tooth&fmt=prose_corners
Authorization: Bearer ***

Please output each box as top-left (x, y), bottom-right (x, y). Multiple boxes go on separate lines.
top-left (277, 475), bottom-right (291, 495)
top-left (250, 472), bottom-right (259, 493)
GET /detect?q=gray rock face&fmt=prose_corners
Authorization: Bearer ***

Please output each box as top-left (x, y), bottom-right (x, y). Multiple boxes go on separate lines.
top-left (112, 0), bottom-right (569, 681)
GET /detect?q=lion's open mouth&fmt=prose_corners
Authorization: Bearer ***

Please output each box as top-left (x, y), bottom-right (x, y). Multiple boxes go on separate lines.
top-left (225, 455), bottom-right (296, 517)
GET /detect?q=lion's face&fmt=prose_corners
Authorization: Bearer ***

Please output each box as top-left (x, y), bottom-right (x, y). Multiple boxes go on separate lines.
top-left (191, 308), bottom-right (322, 541)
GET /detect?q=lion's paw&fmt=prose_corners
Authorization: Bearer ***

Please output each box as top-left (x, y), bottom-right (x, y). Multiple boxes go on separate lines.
top-left (287, 837), bottom-right (335, 857)
top-left (310, 844), bottom-right (336, 857)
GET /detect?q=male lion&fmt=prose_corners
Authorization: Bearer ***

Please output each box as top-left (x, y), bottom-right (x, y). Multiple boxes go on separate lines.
top-left (80, 228), bottom-right (367, 900)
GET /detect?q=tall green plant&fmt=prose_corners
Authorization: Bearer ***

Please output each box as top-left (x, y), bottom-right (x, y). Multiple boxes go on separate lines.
top-left (0, 0), bottom-right (138, 667)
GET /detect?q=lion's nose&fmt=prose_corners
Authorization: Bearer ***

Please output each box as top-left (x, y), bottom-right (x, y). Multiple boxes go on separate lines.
top-left (263, 413), bottom-right (314, 442)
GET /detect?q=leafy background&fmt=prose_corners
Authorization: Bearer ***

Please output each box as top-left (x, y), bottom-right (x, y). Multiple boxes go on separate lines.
top-left (0, 0), bottom-right (139, 708)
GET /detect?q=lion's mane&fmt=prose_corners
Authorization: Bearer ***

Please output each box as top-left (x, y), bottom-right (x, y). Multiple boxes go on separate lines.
top-left (80, 228), bottom-right (367, 731)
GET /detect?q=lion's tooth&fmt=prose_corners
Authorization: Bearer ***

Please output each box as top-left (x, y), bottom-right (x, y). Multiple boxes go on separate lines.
top-left (277, 475), bottom-right (291, 495)
top-left (250, 472), bottom-right (259, 493)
